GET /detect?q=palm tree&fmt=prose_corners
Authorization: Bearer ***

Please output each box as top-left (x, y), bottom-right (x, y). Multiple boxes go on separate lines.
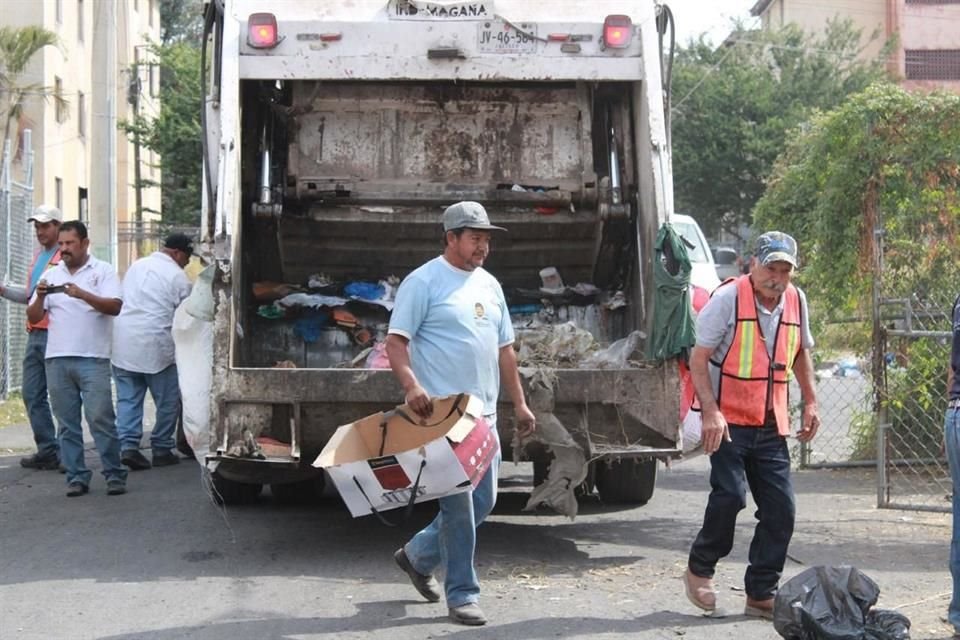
top-left (0, 25), bottom-right (65, 181)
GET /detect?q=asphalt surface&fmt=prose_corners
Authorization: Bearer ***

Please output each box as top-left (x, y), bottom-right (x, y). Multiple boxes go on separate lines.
top-left (0, 422), bottom-right (954, 640)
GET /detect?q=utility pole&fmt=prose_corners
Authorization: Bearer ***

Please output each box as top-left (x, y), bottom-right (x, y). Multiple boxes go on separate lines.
top-left (129, 59), bottom-right (143, 256)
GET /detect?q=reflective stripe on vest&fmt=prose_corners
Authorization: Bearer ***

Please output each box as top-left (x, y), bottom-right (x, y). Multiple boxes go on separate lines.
top-left (714, 275), bottom-right (801, 435)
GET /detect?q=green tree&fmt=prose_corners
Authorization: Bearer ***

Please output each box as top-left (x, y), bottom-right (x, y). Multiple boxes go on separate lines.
top-left (0, 26), bottom-right (64, 180)
top-left (671, 19), bottom-right (891, 239)
top-left (159, 0), bottom-right (204, 45)
top-left (121, 41), bottom-right (202, 225)
top-left (753, 83), bottom-right (960, 318)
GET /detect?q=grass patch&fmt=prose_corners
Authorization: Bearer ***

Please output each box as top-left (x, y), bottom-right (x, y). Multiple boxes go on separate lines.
top-left (0, 392), bottom-right (28, 429)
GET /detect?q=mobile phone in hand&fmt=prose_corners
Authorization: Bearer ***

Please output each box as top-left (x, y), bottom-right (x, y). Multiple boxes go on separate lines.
top-left (45, 284), bottom-right (67, 294)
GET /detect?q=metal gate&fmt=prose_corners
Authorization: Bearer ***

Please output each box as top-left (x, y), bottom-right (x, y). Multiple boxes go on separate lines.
top-left (0, 133), bottom-right (35, 400)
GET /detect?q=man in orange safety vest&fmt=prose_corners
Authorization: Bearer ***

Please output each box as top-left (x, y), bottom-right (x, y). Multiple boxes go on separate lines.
top-left (682, 231), bottom-right (820, 620)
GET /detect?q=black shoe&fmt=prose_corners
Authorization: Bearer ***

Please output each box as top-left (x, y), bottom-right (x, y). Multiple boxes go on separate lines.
top-left (448, 603), bottom-right (487, 626)
top-left (106, 480), bottom-right (127, 496)
top-left (394, 547), bottom-right (442, 602)
top-left (121, 449), bottom-right (152, 470)
top-left (66, 482), bottom-right (89, 497)
top-left (152, 450), bottom-right (181, 467)
top-left (58, 464), bottom-right (66, 474)
top-left (20, 453), bottom-right (60, 470)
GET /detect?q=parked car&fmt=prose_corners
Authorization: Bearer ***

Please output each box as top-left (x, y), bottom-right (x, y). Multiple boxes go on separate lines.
top-left (712, 246), bottom-right (740, 280)
top-left (670, 214), bottom-right (720, 292)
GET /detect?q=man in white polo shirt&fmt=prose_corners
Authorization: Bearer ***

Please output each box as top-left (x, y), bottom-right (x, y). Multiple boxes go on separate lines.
top-left (112, 232), bottom-right (193, 470)
top-left (27, 221), bottom-right (127, 497)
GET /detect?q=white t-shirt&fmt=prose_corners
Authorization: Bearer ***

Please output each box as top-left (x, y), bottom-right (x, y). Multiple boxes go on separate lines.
top-left (112, 252), bottom-right (192, 374)
top-left (388, 256), bottom-right (514, 416)
top-left (38, 255), bottom-right (123, 359)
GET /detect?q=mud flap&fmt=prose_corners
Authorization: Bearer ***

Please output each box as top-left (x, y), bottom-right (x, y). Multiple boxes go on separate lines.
top-left (516, 369), bottom-right (587, 519)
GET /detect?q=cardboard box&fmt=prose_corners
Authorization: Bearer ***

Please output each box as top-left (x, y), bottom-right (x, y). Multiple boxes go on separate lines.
top-left (313, 394), bottom-right (499, 518)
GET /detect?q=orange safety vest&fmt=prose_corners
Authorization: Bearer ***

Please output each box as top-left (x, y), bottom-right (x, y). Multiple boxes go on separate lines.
top-left (711, 275), bottom-right (802, 436)
top-left (26, 248), bottom-right (61, 331)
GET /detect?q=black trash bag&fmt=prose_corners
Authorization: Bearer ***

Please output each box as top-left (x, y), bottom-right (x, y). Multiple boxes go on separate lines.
top-left (864, 610), bottom-right (911, 640)
top-left (773, 566), bottom-right (910, 640)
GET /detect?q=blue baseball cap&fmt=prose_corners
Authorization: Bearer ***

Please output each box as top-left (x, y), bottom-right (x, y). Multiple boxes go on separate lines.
top-left (755, 231), bottom-right (798, 267)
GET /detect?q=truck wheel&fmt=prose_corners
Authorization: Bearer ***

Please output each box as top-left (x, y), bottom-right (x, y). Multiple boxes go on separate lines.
top-left (595, 458), bottom-right (657, 505)
top-left (271, 476), bottom-right (326, 505)
top-left (210, 472), bottom-right (262, 505)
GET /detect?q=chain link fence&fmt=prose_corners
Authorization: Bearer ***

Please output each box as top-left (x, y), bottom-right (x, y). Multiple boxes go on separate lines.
top-left (0, 135), bottom-right (35, 400)
top-left (116, 220), bottom-right (201, 275)
top-left (791, 256), bottom-right (953, 512)
top-left (875, 293), bottom-right (952, 512)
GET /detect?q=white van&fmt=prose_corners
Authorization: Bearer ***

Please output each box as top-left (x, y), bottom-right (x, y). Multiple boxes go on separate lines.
top-left (671, 214), bottom-right (720, 292)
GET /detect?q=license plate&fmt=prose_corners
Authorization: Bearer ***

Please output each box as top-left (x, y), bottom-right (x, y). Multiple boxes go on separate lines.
top-left (477, 21), bottom-right (537, 54)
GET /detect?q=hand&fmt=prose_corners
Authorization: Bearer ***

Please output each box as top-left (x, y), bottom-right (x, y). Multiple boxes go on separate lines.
top-left (797, 402), bottom-right (821, 443)
top-left (35, 279), bottom-right (50, 297)
top-left (702, 408), bottom-right (731, 455)
top-left (63, 283), bottom-right (86, 300)
top-left (404, 384), bottom-right (433, 420)
top-left (514, 404), bottom-right (536, 439)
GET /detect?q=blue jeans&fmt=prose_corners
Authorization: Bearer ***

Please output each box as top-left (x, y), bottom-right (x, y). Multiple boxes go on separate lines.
top-left (113, 364), bottom-right (181, 454)
top-left (22, 330), bottom-right (58, 459)
top-left (405, 430), bottom-right (501, 608)
top-left (46, 357), bottom-right (127, 487)
top-left (688, 424), bottom-right (796, 600)
top-left (945, 408), bottom-right (960, 632)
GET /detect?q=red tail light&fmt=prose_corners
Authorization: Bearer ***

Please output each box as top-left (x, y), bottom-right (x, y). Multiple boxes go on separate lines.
top-left (603, 15), bottom-right (632, 49)
top-left (248, 13), bottom-right (279, 49)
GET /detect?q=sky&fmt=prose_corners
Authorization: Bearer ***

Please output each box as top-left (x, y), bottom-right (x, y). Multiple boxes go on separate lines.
top-left (667, 0), bottom-right (759, 45)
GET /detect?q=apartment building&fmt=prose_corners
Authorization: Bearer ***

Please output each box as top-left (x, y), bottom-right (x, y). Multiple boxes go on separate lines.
top-left (751, 0), bottom-right (960, 92)
top-left (3, 0), bottom-right (162, 268)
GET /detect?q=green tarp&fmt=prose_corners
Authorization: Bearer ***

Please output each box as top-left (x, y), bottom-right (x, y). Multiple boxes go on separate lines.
top-left (646, 222), bottom-right (695, 361)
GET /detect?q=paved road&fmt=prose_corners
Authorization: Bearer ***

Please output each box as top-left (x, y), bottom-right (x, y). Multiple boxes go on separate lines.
top-left (0, 437), bottom-right (953, 640)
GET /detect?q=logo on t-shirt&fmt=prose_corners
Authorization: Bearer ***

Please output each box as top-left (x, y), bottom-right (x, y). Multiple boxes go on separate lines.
top-left (474, 302), bottom-right (485, 319)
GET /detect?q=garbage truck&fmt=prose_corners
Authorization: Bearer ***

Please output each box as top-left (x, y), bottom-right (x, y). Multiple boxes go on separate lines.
top-left (188, 0), bottom-right (682, 508)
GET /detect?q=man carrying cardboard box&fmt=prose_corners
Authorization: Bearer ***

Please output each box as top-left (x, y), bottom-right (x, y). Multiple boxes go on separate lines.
top-left (385, 201), bottom-right (536, 626)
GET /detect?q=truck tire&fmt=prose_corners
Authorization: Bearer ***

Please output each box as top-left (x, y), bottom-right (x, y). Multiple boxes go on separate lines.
top-left (271, 476), bottom-right (326, 505)
top-left (595, 458), bottom-right (657, 505)
top-left (210, 472), bottom-right (262, 505)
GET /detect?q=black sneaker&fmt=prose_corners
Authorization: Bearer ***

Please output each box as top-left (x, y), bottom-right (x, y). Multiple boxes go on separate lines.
top-left (152, 450), bottom-right (181, 467)
top-left (66, 482), bottom-right (89, 497)
top-left (121, 449), bottom-right (152, 470)
top-left (106, 480), bottom-right (127, 496)
top-left (394, 547), bottom-right (442, 602)
top-left (20, 453), bottom-right (60, 470)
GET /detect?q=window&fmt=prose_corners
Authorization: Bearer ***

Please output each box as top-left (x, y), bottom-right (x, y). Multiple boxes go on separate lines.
top-left (149, 0), bottom-right (154, 27)
top-left (905, 49), bottom-right (960, 81)
top-left (54, 77), bottom-right (65, 123)
top-left (55, 178), bottom-right (63, 211)
top-left (77, 0), bottom-right (84, 43)
top-left (55, 0), bottom-right (62, 24)
top-left (149, 62), bottom-right (157, 98)
top-left (78, 188), bottom-right (88, 223)
top-left (78, 91), bottom-right (85, 137)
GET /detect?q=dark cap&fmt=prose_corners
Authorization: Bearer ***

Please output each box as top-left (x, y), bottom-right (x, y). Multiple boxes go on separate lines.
top-left (754, 231), bottom-right (798, 267)
top-left (442, 201), bottom-right (507, 232)
top-left (164, 232), bottom-right (194, 257)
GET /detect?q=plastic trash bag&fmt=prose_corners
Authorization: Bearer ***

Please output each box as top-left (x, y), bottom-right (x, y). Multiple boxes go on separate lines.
top-left (774, 566), bottom-right (911, 640)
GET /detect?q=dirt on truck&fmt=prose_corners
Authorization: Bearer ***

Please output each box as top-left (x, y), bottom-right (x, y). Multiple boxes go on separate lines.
top-left (180, 0), bottom-right (682, 512)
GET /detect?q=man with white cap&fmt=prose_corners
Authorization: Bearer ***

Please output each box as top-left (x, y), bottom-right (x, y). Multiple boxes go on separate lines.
top-left (385, 201), bottom-right (536, 626)
top-left (0, 205), bottom-right (63, 470)
top-left (682, 231), bottom-right (820, 619)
